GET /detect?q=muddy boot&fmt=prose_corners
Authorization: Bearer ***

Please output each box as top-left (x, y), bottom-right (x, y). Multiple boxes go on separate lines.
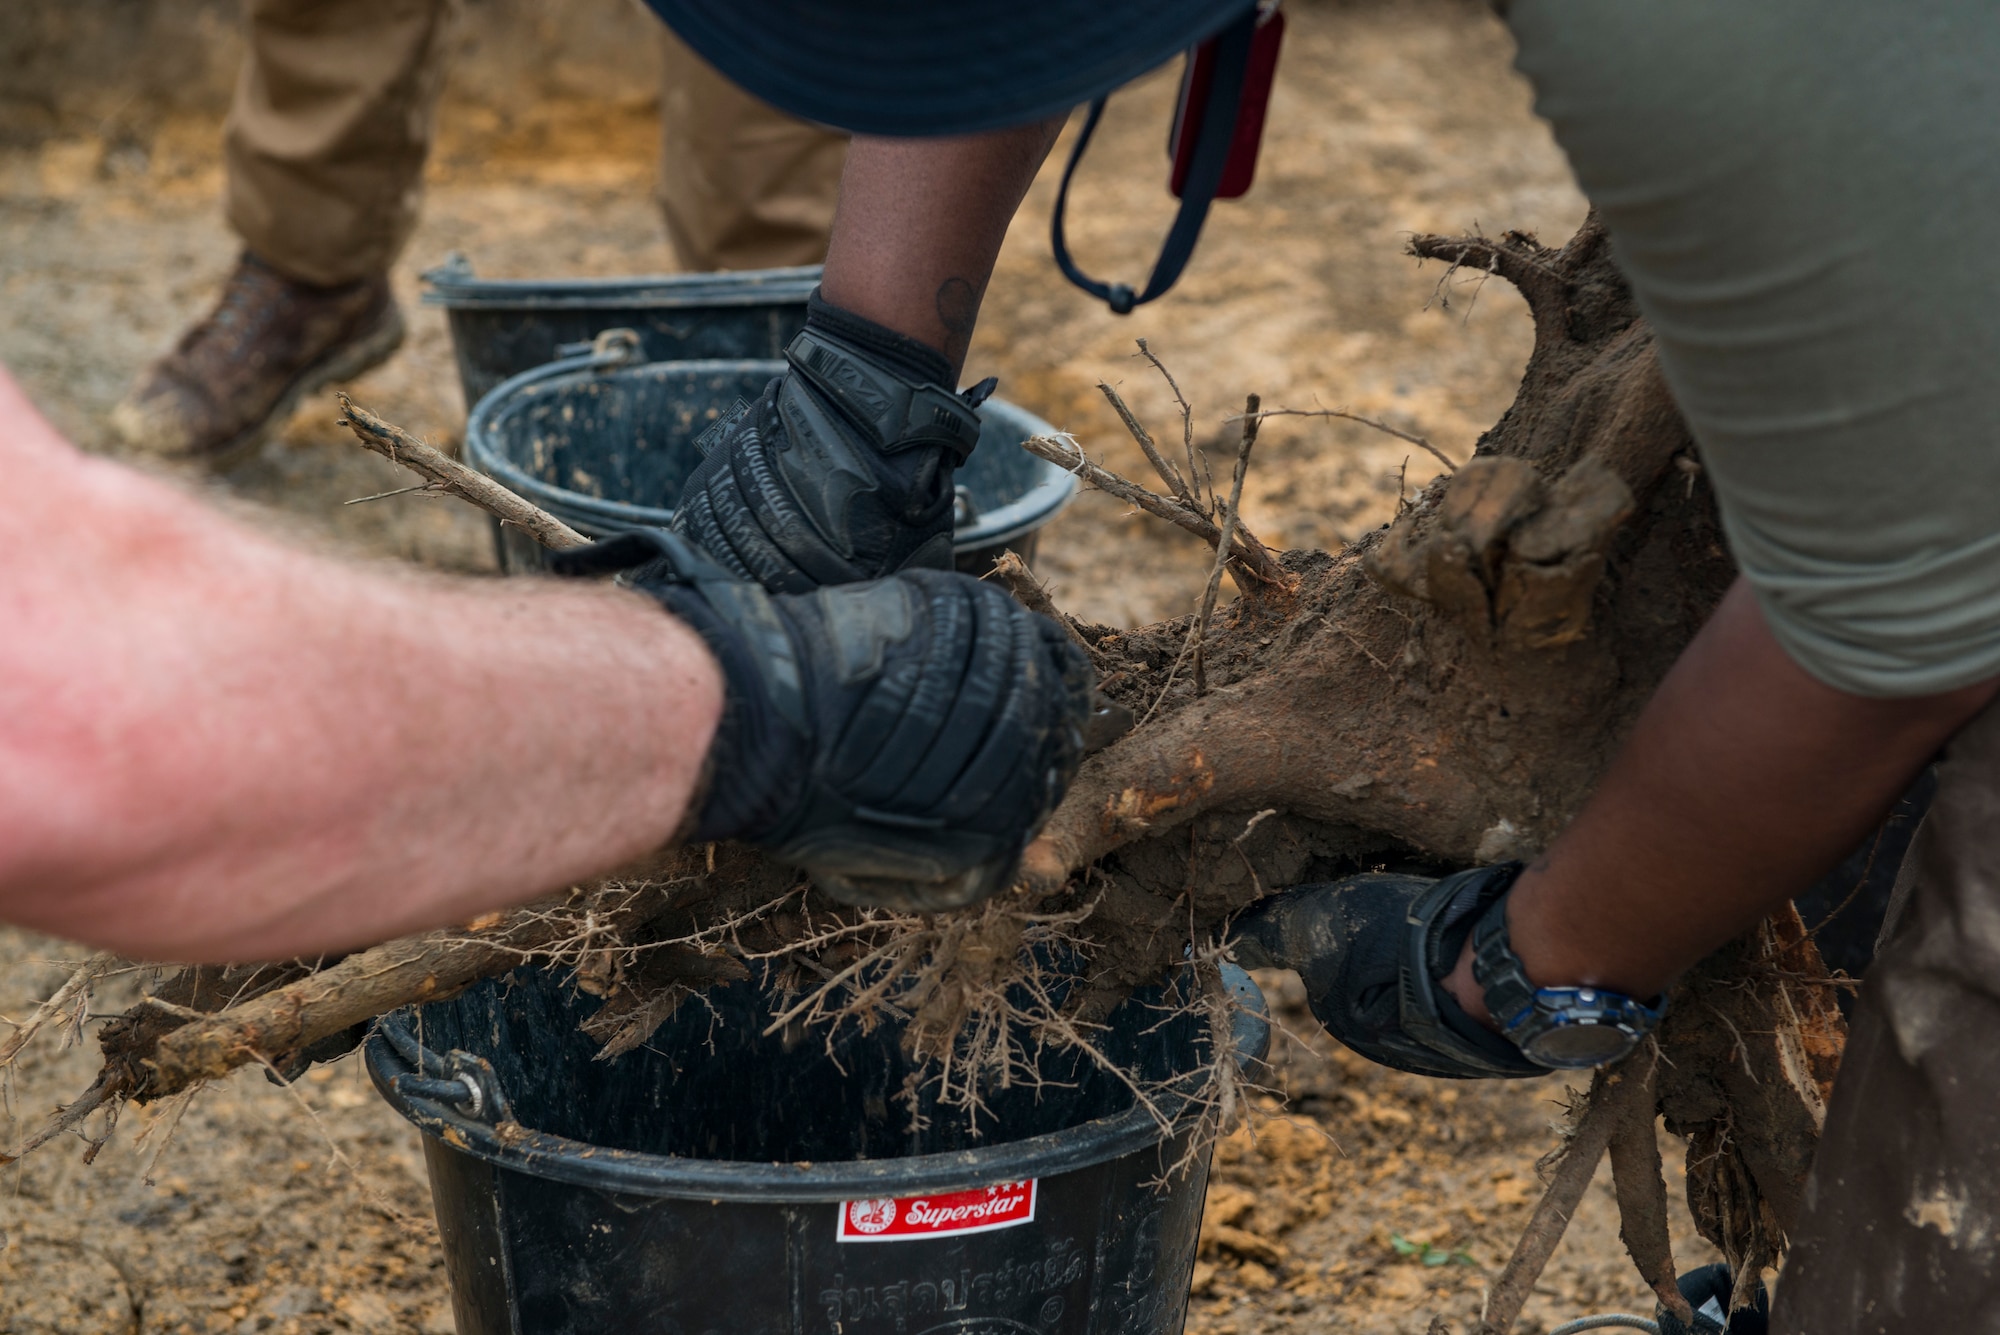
top-left (110, 252), bottom-right (405, 464)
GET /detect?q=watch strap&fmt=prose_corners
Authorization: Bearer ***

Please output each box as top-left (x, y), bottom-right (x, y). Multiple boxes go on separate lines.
top-left (1468, 876), bottom-right (1666, 1069)
top-left (1470, 891), bottom-right (1541, 1036)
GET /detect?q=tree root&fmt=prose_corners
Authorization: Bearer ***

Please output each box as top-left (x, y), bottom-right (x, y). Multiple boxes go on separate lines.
top-left (1476, 1057), bottom-right (1653, 1335)
top-left (0, 952), bottom-right (122, 1069)
top-left (12, 217), bottom-right (1846, 1335)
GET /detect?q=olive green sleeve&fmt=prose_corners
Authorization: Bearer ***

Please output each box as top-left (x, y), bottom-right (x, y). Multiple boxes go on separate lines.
top-left (1508, 0), bottom-right (2000, 697)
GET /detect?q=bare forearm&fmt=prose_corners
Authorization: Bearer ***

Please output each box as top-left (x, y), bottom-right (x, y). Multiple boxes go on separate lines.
top-left (1450, 578), bottom-right (1997, 1014)
top-left (0, 372), bottom-right (721, 960)
top-left (821, 120), bottom-right (1064, 374)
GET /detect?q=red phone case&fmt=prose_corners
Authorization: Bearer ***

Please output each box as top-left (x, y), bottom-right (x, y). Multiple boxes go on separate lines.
top-left (1168, 6), bottom-right (1286, 200)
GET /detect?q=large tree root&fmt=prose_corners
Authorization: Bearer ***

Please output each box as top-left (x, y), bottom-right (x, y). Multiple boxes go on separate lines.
top-left (12, 215), bottom-right (1844, 1327)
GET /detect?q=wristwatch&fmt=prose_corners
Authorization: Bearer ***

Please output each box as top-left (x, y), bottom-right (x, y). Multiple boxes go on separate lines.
top-left (1469, 887), bottom-right (1663, 1069)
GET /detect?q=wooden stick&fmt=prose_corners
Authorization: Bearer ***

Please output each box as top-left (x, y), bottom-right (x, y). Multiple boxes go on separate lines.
top-left (1478, 1059), bottom-right (1652, 1335)
top-left (1133, 338), bottom-right (1206, 514)
top-left (1021, 433), bottom-right (1288, 589)
top-left (1193, 395), bottom-right (1261, 696)
top-left (1233, 406), bottom-right (1459, 473)
top-left (1099, 381), bottom-right (1196, 510)
top-left (335, 393), bottom-right (589, 551)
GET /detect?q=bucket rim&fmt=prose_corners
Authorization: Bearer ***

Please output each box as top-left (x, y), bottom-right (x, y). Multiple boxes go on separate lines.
top-left (362, 969), bottom-right (1268, 1204)
top-left (462, 355), bottom-right (1077, 553)
top-left (422, 261), bottom-right (822, 312)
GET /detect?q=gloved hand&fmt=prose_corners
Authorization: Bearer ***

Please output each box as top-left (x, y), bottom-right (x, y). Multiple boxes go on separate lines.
top-left (669, 289), bottom-right (992, 594)
top-left (553, 530), bottom-right (1093, 911)
top-left (1657, 1262), bottom-right (1768, 1335)
top-left (1228, 866), bottom-right (1545, 1079)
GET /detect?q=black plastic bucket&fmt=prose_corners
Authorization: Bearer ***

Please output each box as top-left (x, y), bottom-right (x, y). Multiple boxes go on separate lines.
top-left (366, 967), bottom-right (1267, 1335)
top-left (423, 257), bottom-right (820, 407)
top-left (462, 340), bottom-right (1076, 576)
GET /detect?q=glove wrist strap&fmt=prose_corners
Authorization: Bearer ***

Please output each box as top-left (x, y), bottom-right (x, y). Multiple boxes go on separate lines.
top-left (548, 531), bottom-right (809, 843)
top-left (784, 325), bottom-right (986, 465)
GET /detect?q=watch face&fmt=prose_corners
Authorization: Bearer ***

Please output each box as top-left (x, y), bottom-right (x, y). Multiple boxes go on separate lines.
top-left (1521, 1021), bottom-right (1637, 1070)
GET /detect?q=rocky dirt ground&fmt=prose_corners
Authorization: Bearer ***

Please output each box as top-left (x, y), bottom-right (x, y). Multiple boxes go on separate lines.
top-left (1, 1), bottom-right (1722, 1330)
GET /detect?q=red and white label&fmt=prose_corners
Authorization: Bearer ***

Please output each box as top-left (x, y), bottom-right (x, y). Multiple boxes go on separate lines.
top-left (837, 1180), bottom-right (1038, 1242)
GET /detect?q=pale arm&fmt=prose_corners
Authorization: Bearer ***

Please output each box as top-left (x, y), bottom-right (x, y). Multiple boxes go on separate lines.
top-left (0, 368), bottom-right (722, 962)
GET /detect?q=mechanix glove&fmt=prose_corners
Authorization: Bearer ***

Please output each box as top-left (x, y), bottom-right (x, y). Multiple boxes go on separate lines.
top-left (1229, 867), bottom-right (1546, 1080)
top-left (668, 289), bottom-right (992, 594)
top-left (553, 531), bottom-right (1094, 912)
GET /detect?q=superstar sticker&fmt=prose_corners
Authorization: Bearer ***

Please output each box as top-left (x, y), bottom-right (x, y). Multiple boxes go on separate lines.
top-left (837, 1180), bottom-right (1037, 1242)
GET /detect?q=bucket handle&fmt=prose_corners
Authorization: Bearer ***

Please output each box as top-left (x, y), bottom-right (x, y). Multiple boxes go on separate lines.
top-left (374, 1012), bottom-right (517, 1126)
top-left (551, 326), bottom-right (646, 371)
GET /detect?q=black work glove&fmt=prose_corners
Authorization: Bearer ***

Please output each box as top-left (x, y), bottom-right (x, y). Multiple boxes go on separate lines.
top-left (553, 530), bottom-right (1093, 912)
top-left (1229, 866), bottom-right (1544, 1079)
top-left (668, 289), bottom-right (992, 594)
top-left (1657, 1263), bottom-right (1768, 1335)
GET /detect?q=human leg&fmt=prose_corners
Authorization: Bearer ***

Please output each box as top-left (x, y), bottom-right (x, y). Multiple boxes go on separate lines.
top-left (655, 30), bottom-right (846, 272)
top-left (112, 0), bottom-right (453, 461)
top-left (226, 0), bottom-right (455, 286)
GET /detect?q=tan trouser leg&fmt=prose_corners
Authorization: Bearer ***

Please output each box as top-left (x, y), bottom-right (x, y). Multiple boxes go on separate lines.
top-left (225, 0), bottom-right (455, 287)
top-left (655, 30), bottom-right (846, 273)
top-left (1775, 700), bottom-right (2000, 1332)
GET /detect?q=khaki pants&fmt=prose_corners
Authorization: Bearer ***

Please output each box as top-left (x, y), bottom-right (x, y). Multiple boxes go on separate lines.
top-left (1776, 701), bottom-right (2000, 1331)
top-left (224, 0), bottom-right (845, 287)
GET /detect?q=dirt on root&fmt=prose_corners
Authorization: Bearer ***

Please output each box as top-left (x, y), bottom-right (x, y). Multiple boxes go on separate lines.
top-left (0, 1), bottom-right (1720, 1331)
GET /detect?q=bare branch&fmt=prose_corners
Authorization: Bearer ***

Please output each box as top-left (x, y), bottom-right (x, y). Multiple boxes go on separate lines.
top-left (984, 551), bottom-right (1093, 655)
top-left (0, 1071), bottom-right (115, 1166)
top-left (1099, 381), bottom-right (1196, 509)
top-left (1020, 433), bottom-right (1289, 589)
top-left (1608, 1051), bottom-right (1692, 1324)
top-left (1479, 1057), bottom-right (1654, 1335)
top-left (1232, 405), bottom-right (1459, 473)
top-left (1134, 338), bottom-right (1205, 514)
top-left (1194, 395), bottom-right (1262, 696)
top-left (335, 394), bottom-right (588, 551)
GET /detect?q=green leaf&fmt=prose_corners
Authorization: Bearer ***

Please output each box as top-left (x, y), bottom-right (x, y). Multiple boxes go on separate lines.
top-left (1389, 1234), bottom-right (1420, 1256)
top-left (1421, 1249), bottom-right (1451, 1267)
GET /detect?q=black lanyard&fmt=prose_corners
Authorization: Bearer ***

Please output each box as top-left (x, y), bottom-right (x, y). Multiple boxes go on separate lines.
top-left (1048, 6), bottom-right (1261, 315)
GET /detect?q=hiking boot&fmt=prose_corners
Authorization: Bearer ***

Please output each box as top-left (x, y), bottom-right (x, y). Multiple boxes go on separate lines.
top-left (111, 252), bottom-right (405, 464)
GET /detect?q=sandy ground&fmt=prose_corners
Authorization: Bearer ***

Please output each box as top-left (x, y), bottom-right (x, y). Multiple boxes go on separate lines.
top-left (1, 1), bottom-right (1724, 1331)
